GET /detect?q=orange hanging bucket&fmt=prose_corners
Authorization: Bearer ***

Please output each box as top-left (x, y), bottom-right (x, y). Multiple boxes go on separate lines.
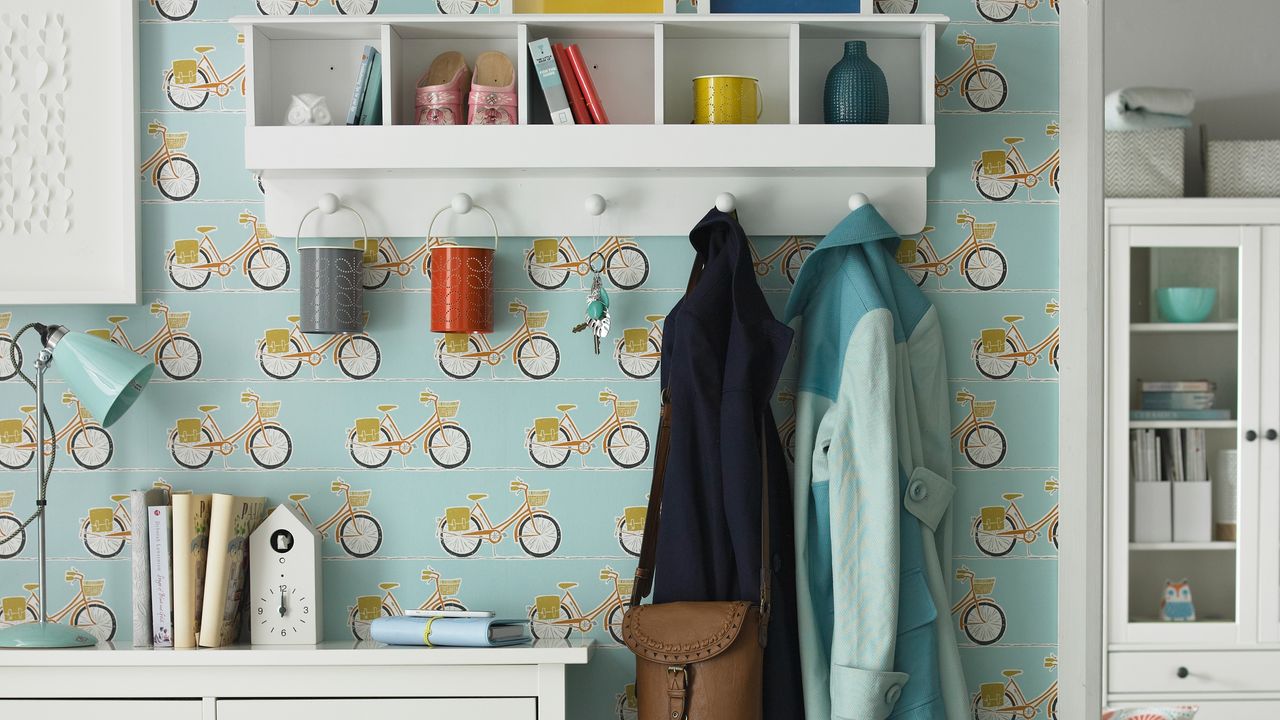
top-left (427, 197), bottom-right (500, 334)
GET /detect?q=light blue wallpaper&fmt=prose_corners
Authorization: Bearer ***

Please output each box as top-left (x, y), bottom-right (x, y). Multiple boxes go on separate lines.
top-left (0, 1), bottom-right (1058, 717)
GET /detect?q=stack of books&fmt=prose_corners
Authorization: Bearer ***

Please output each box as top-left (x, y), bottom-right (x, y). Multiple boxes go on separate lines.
top-left (1130, 380), bottom-right (1230, 421)
top-left (1131, 428), bottom-right (1209, 484)
top-left (528, 38), bottom-right (609, 126)
top-left (346, 45), bottom-right (384, 126)
top-left (131, 488), bottom-right (266, 649)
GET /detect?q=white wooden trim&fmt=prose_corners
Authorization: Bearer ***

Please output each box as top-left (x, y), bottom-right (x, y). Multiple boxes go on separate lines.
top-left (1260, 227), bottom-right (1280, 644)
top-left (1236, 228), bottom-right (1263, 646)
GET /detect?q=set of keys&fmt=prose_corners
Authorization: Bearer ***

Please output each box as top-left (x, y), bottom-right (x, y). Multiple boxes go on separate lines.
top-left (571, 274), bottom-right (610, 354)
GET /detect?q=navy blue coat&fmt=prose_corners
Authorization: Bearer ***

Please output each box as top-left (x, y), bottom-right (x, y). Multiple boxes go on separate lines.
top-left (653, 208), bottom-right (804, 718)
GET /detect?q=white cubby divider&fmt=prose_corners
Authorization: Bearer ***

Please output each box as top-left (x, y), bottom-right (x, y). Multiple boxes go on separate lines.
top-left (235, 13), bottom-right (946, 237)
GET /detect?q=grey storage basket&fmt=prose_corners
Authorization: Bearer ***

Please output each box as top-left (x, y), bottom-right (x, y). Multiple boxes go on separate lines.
top-left (294, 194), bottom-right (368, 335)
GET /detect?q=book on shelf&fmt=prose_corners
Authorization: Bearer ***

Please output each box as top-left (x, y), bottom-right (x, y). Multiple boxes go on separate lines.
top-left (198, 494), bottom-right (266, 648)
top-left (528, 38), bottom-right (575, 126)
top-left (552, 42), bottom-right (591, 125)
top-left (1139, 379), bottom-right (1216, 393)
top-left (358, 51), bottom-right (383, 126)
top-left (172, 492), bottom-right (212, 649)
top-left (1141, 391), bottom-right (1216, 411)
top-left (1131, 427), bottom-right (1210, 484)
top-left (1130, 408), bottom-right (1232, 421)
top-left (130, 487), bottom-right (168, 647)
top-left (565, 44), bottom-right (608, 125)
top-left (405, 608), bottom-right (496, 619)
top-left (347, 45), bottom-right (378, 126)
top-left (148, 504), bottom-right (173, 648)
top-left (369, 615), bottom-right (530, 647)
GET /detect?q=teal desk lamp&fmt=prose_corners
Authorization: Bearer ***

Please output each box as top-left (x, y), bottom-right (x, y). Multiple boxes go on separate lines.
top-left (0, 323), bottom-right (154, 648)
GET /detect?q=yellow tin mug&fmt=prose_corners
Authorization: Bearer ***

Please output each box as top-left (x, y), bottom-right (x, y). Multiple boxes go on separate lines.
top-left (693, 75), bottom-right (764, 124)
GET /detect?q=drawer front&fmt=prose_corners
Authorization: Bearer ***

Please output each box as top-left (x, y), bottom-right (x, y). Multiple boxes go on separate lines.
top-left (1109, 699), bottom-right (1280, 720)
top-left (1110, 651), bottom-right (1280, 693)
top-left (0, 700), bottom-right (202, 720)
top-left (218, 698), bottom-right (536, 720)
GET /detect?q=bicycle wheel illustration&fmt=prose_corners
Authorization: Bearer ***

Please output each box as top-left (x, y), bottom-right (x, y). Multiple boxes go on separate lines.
top-left (349, 426), bottom-right (393, 468)
top-left (336, 336), bottom-right (381, 380)
top-left (439, 516), bottom-right (484, 557)
top-left (904, 247), bottom-right (930, 287)
top-left (82, 516), bottom-right (127, 558)
top-left (335, 0), bottom-right (379, 13)
top-left (963, 247), bottom-right (1008, 291)
top-left (528, 426), bottom-right (572, 468)
top-left (337, 514), bottom-right (382, 558)
top-left (256, 0), bottom-right (299, 14)
top-left (976, 158), bottom-right (1019, 201)
top-left (1048, 697), bottom-right (1058, 720)
top-left (962, 599), bottom-right (1007, 645)
top-left (605, 247), bottom-right (649, 289)
top-left (426, 425), bottom-right (471, 469)
top-left (606, 605), bottom-right (625, 644)
top-left (361, 247), bottom-right (394, 290)
top-left (0, 516), bottom-right (25, 558)
top-left (259, 338), bottom-right (305, 379)
top-left (171, 427), bottom-right (214, 469)
top-left (1049, 518), bottom-right (1059, 548)
top-left (248, 426), bottom-right (292, 469)
top-left (73, 601), bottom-right (117, 642)
top-left (438, 337), bottom-right (483, 379)
top-left (1051, 165), bottom-right (1060, 194)
top-left (246, 246), bottom-right (290, 290)
top-left (437, 0), bottom-right (480, 12)
top-left (618, 338), bottom-right (660, 379)
top-left (517, 514), bottom-right (562, 558)
top-left (782, 245), bottom-right (811, 284)
top-left (70, 426), bottom-right (113, 470)
top-left (973, 689), bottom-right (1017, 720)
top-left (605, 425), bottom-right (649, 469)
top-left (154, 0), bottom-right (197, 20)
top-left (963, 67), bottom-right (1008, 112)
top-left (0, 429), bottom-right (36, 470)
top-left (515, 336), bottom-right (560, 380)
top-left (976, 0), bottom-right (1019, 22)
top-left (167, 249), bottom-right (213, 290)
top-left (528, 603), bottom-right (574, 640)
top-left (159, 336), bottom-right (202, 380)
top-left (527, 248), bottom-right (573, 290)
top-left (974, 338), bottom-right (1018, 380)
top-left (616, 518), bottom-right (642, 557)
top-left (156, 157), bottom-right (200, 202)
top-left (164, 68), bottom-right (211, 111)
top-left (348, 602), bottom-right (394, 641)
top-left (962, 425), bottom-right (1007, 469)
top-left (874, 0), bottom-right (918, 11)
top-left (1, 337), bottom-right (22, 381)
top-left (973, 515), bottom-right (1018, 557)
top-left (1050, 342), bottom-right (1060, 372)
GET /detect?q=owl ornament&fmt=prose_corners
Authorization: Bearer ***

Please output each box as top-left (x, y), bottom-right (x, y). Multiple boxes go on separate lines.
top-left (1160, 579), bottom-right (1196, 622)
top-left (285, 93), bottom-right (333, 126)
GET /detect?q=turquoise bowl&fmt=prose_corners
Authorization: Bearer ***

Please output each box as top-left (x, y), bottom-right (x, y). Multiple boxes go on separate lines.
top-left (1156, 287), bottom-right (1217, 323)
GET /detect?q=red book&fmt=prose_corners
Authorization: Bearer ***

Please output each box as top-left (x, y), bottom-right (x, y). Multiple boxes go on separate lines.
top-left (552, 43), bottom-right (591, 125)
top-left (566, 44), bottom-right (609, 125)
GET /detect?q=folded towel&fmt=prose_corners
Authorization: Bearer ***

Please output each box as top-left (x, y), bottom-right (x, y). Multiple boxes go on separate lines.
top-left (1107, 87), bottom-right (1195, 117)
top-left (1105, 103), bottom-right (1192, 132)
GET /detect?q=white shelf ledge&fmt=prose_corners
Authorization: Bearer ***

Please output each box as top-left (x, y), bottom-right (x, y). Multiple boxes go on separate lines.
top-left (1131, 322), bottom-right (1239, 333)
top-left (1129, 419), bottom-right (1236, 429)
top-left (1130, 541), bottom-right (1237, 551)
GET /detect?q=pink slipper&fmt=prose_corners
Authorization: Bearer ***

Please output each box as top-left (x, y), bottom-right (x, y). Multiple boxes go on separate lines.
top-left (415, 51), bottom-right (469, 125)
top-left (468, 51), bottom-right (517, 125)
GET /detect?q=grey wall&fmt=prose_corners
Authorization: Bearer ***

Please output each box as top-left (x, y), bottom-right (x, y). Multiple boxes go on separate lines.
top-left (1105, 0), bottom-right (1280, 195)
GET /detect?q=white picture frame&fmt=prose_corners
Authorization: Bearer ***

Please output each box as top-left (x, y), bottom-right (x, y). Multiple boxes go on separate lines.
top-left (0, 0), bottom-right (138, 304)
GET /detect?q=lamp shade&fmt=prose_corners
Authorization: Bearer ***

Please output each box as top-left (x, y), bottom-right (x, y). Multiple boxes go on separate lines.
top-left (52, 331), bottom-right (154, 428)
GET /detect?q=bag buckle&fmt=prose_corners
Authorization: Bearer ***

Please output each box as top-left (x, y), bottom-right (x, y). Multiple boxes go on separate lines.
top-left (666, 664), bottom-right (688, 720)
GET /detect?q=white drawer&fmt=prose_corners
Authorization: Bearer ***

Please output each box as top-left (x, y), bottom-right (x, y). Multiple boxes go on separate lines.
top-left (0, 700), bottom-right (202, 720)
top-left (1109, 650), bottom-right (1280, 694)
top-left (1109, 699), bottom-right (1280, 720)
top-left (217, 698), bottom-right (537, 720)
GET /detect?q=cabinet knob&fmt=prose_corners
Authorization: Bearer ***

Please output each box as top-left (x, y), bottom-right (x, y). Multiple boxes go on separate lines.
top-left (1246, 430), bottom-right (1259, 442)
top-left (1176, 666), bottom-right (1189, 679)
top-left (1268, 429), bottom-right (1278, 441)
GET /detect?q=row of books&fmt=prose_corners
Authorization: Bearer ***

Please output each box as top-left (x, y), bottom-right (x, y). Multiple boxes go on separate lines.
top-left (132, 488), bottom-right (266, 648)
top-left (528, 38), bottom-right (609, 125)
top-left (346, 45), bottom-right (384, 126)
top-left (1131, 428), bottom-right (1209, 483)
top-left (1130, 379), bottom-right (1230, 421)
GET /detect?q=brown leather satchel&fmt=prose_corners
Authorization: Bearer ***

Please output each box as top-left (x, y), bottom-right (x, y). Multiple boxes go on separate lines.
top-left (621, 391), bottom-right (771, 720)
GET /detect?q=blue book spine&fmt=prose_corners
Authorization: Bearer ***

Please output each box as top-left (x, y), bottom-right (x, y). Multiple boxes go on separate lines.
top-left (358, 52), bottom-right (383, 126)
top-left (347, 46), bottom-right (377, 126)
top-left (1141, 392), bottom-right (1215, 410)
top-left (1130, 409), bottom-right (1232, 421)
top-left (528, 38), bottom-right (573, 126)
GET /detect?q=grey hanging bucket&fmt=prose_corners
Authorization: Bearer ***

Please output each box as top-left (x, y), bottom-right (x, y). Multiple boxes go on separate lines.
top-left (294, 194), bottom-right (367, 335)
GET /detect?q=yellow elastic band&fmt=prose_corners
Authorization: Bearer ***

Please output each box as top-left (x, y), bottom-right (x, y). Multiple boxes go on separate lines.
top-left (422, 616), bottom-right (437, 647)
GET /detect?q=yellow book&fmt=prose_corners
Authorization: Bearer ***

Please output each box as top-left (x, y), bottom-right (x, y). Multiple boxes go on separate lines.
top-left (172, 492), bottom-right (212, 648)
top-left (197, 494), bottom-right (266, 648)
top-left (514, 0), bottom-right (661, 12)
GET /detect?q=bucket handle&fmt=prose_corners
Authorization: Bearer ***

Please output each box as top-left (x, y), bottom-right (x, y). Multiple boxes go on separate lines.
top-left (425, 193), bottom-right (500, 250)
top-left (294, 193), bottom-right (370, 250)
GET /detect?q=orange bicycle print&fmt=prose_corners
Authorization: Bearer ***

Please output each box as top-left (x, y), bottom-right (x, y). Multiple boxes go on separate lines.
top-left (952, 390), bottom-right (1007, 469)
top-left (164, 35), bottom-right (246, 111)
top-left (0, 569), bottom-right (116, 642)
top-left (750, 235), bottom-right (815, 285)
top-left (952, 566), bottom-right (1007, 646)
top-left (290, 480), bottom-right (382, 558)
top-left (0, 312), bottom-right (20, 381)
top-left (528, 566), bottom-right (631, 643)
top-left (899, 212), bottom-right (1008, 291)
top-left (0, 490), bottom-right (25, 558)
top-left (79, 493), bottom-right (135, 558)
top-left (169, 390), bottom-right (293, 469)
top-left (614, 502), bottom-right (646, 557)
top-left (874, 0), bottom-right (918, 11)
top-left (348, 568), bottom-right (467, 641)
top-left (974, 478), bottom-right (1059, 557)
top-left (976, 0), bottom-right (1058, 23)
top-left (347, 390), bottom-right (471, 469)
top-left (526, 236), bottom-right (649, 290)
top-left (614, 315), bottom-right (663, 379)
top-left (935, 34), bottom-right (1008, 112)
top-left (167, 212), bottom-right (290, 291)
top-left (973, 657), bottom-right (1058, 720)
top-left (151, 0), bottom-right (196, 21)
top-left (526, 389), bottom-right (650, 469)
top-left (357, 236), bottom-right (455, 289)
top-left (89, 302), bottom-right (202, 380)
top-left (974, 123), bottom-right (1061, 201)
top-left (257, 0), bottom-right (379, 14)
top-left (437, 479), bottom-right (563, 558)
top-left (141, 121), bottom-right (200, 202)
top-left (0, 392), bottom-right (113, 470)
top-left (258, 313), bottom-right (381, 380)
top-left (435, 301), bottom-right (560, 380)
top-left (437, 0), bottom-right (499, 14)
top-left (974, 301), bottom-right (1060, 379)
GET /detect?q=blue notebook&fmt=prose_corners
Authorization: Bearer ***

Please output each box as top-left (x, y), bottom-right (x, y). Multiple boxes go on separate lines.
top-left (370, 616), bottom-right (531, 647)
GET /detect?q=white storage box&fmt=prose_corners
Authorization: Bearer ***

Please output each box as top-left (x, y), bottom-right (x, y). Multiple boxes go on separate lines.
top-left (1206, 139), bottom-right (1280, 197)
top-left (1133, 481), bottom-right (1173, 543)
top-left (1105, 129), bottom-right (1185, 198)
top-left (1173, 481), bottom-right (1212, 543)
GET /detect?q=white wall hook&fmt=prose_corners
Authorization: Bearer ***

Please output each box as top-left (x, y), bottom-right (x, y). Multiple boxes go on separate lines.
top-left (585, 194), bottom-right (607, 216)
top-left (715, 192), bottom-right (736, 213)
top-left (317, 192), bottom-right (340, 215)
top-left (451, 193), bottom-right (474, 215)
top-left (848, 192), bottom-right (871, 211)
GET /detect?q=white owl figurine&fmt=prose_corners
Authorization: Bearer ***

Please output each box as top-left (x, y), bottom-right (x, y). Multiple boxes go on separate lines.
top-left (1160, 579), bottom-right (1196, 622)
top-left (285, 93), bottom-right (332, 126)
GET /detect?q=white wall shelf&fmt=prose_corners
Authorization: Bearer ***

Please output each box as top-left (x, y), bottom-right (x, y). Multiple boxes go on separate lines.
top-left (1130, 542), bottom-right (1238, 552)
top-left (233, 13), bottom-right (946, 237)
top-left (1131, 322), bottom-right (1239, 334)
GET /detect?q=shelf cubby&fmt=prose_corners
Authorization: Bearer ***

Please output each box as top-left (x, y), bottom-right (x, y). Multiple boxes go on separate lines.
top-left (384, 21), bottom-right (521, 126)
top-left (796, 23), bottom-right (925, 125)
top-left (248, 26), bottom-right (384, 127)
top-left (523, 21), bottom-right (657, 125)
top-left (660, 20), bottom-right (791, 125)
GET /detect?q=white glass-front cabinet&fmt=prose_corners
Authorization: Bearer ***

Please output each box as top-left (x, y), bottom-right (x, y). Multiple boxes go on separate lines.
top-left (1105, 200), bottom-right (1280, 714)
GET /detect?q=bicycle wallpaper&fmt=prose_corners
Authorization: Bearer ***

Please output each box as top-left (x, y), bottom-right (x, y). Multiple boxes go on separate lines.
top-left (0, 0), bottom-right (1058, 717)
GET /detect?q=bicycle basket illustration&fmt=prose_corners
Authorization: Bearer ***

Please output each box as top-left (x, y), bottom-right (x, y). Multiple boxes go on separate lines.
top-left (167, 312), bottom-right (191, 330)
top-left (255, 225), bottom-right (273, 240)
top-left (445, 507), bottom-right (471, 532)
top-left (980, 329), bottom-right (1008, 354)
top-left (981, 506), bottom-right (1007, 532)
top-left (526, 490), bottom-right (551, 508)
top-left (979, 682), bottom-right (1006, 708)
top-left (617, 579), bottom-right (634, 597)
top-left (535, 418), bottom-right (561, 443)
top-left (264, 329), bottom-right (291, 353)
top-left (623, 328), bottom-right (649, 354)
top-left (0, 490), bottom-right (14, 509)
top-left (973, 223), bottom-right (998, 241)
top-left (171, 59), bottom-right (199, 85)
top-left (355, 418), bottom-right (381, 443)
top-left (435, 401), bottom-right (461, 419)
top-left (174, 239), bottom-right (200, 264)
top-left (981, 150), bottom-right (1008, 176)
top-left (615, 401), bottom-right (640, 419)
top-left (176, 418), bottom-right (203, 443)
top-left (533, 238), bottom-right (560, 264)
top-left (355, 238), bottom-right (379, 264)
top-left (624, 506), bottom-right (647, 532)
top-left (258, 401), bottom-right (281, 420)
top-left (525, 311), bottom-right (550, 330)
top-left (165, 132), bottom-right (190, 151)
top-left (443, 333), bottom-right (471, 353)
top-left (437, 578), bottom-right (462, 596)
top-left (974, 43), bottom-right (998, 62)
top-left (2, 597), bottom-right (26, 623)
top-left (0, 419), bottom-right (22, 444)
top-left (355, 595), bottom-right (383, 621)
top-left (973, 401), bottom-right (998, 419)
top-left (895, 239), bottom-right (918, 264)
top-left (535, 594), bottom-right (562, 620)
top-left (88, 507), bottom-right (115, 533)
top-left (623, 684), bottom-right (638, 709)
top-left (347, 490), bottom-right (372, 508)
top-left (86, 329), bottom-right (112, 341)
top-left (972, 577), bottom-right (996, 595)
top-left (81, 579), bottom-right (106, 598)
top-left (0, 311), bottom-right (10, 329)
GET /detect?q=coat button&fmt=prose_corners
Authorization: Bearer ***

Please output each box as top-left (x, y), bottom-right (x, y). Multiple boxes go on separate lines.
top-left (885, 684), bottom-right (902, 706)
top-left (909, 480), bottom-right (928, 502)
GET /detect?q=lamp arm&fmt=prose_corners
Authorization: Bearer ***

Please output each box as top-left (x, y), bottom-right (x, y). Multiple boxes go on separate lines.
top-left (0, 323), bottom-right (58, 548)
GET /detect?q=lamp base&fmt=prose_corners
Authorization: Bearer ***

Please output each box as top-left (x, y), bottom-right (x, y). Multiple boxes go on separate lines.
top-left (0, 622), bottom-right (98, 648)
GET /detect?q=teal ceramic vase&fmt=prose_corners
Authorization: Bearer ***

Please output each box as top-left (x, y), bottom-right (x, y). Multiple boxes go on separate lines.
top-left (824, 40), bottom-right (889, 124)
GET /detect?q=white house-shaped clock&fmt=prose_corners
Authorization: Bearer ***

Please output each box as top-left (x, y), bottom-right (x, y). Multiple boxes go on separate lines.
top-left (249, 504), bottom-right (323, 645)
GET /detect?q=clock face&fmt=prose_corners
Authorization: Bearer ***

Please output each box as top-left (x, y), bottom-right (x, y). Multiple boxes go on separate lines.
top-left (250, 519), bottom-right (320, 644)
top-left (255, 582), bottom-right (312, 640)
